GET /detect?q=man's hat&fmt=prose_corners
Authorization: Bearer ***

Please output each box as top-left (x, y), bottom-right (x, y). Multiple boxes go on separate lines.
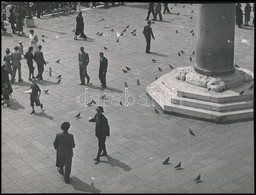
top-left (61, 122), bottom-right (70, 131)
top-left (96, 106), bottom-right (104, 112)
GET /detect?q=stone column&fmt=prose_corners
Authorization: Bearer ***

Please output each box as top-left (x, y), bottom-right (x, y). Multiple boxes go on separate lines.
top-left (194, 4), bottom-right (236, 76)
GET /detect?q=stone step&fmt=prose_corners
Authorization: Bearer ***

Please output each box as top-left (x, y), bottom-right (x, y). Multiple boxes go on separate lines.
top-left (171, 96), bottom-right (253, 112)
top-left (163, 103), bottom-right (253, 122)
top-left (177, 90), bottom-right (253, 103)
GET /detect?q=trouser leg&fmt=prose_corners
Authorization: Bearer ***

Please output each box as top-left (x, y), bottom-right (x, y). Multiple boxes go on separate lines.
top-left (79, 66), bottom-right (85, 84)
top-left (84, 66), bottom-right (90, 83)
top-left (11, 67), bottom-right (17, 82)
top-left (64, 158), bottom-right (72, 182)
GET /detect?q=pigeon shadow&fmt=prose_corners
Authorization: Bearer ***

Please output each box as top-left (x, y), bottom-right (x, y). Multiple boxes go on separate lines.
top-left (85, 37), bottom-right (95, 42)
top-left (149, 52), bottom-right (169, 57)
top-left (34, 111), bottom-right (54, 120)
top-left (175, 167), bottom-right (184, 170)
top-left (163, 162), bottom-right (172, 165)
top-left (8, 98), bottom-right (25, 110)
top-left (196, 180), bottom-right (203, 184)
top-left (106, 155), bottom-right (132, 171)
top-left (12, 80), bottom-right (31, 87)
top-left (70, 177), bottom-right (101, 193)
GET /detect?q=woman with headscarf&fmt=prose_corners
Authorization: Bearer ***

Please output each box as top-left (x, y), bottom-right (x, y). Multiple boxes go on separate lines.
top-left (74, 11), bottom-right (87, 40)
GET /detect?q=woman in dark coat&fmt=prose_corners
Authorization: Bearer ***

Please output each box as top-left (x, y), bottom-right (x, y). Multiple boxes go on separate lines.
top-left (236, 3), bottom-right (243, 28)
top-left (74, 11), bottom-right (87, 40)
top-left (244, 3), bottom-right (251, 26)
top-left (16, 10), bottom-right (23, 36)
top-left (1, 65), bottom-right (13, 107)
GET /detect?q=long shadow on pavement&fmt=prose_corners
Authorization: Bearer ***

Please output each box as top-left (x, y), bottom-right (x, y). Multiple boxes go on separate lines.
top-left (106, 155), bottom-right (132, 171)
top-left (12, 80), bottom-right (32, 87)
top-left (70, 177), bottom-right (101, 193)
top-left (8, 98), bottom-right (25, 110)
top-left (34, 111), bottom-right (54, 120)
top-left (87, 84), bottom-right (123, 93)
top-left (148, 52), bottom-right (169, 57)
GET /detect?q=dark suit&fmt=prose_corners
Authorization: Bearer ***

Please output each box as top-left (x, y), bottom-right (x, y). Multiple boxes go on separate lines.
top-left (99, 56), bottom-right (108, 87)
top-left (89, 113), bottom-right (110, 159)
top-left (143, 24), bottom-right (155, 53)
top-left (34, 50), bottom-right (46, 80)
top-left (146, 2), bottom-right (156, 21)
top-left (53, 131), bottom-right (75, 182)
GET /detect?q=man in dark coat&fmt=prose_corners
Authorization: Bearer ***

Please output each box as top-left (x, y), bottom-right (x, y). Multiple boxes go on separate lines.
top-left (89, 106), bottom-right (110, 162)
top-left (29, 79), bottom-right (43, 114)
top-left (143, 20), bottom-right (155, 53)
top-left (54, 122), bottom-right (75, 183)
top-left (1, 65), bottom-right (13, 107)
top-left (155, 3), bottom-right (162, 21)
top-left (8, 9), bottom-right (16, 34)
top-left (34, 45), bottom-right (46, 80)
top-left (78, 47), bottom-right (90, 85)
top-left (146, 2), bottom-right (156, 21)
top-left (244, 3), bottom-right (251, 26)
top-left (74, 11), bottom-right (87, 40)
top-left (236, 3), bottom-right (243, 28)
top-left (99, 52), bottom-right (108, 89)
top-left (163, 3), bottom-right (170, 14)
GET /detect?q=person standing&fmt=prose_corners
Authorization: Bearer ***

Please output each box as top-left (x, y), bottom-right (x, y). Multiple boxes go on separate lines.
top-left (99, 52), bottom-right (108, 89)
top-left (146, 2), bottom-right (156, 21)
top-left (3, 48), bottom-right (12, 76)
top-left (16, 10), bottom-right (24, 36)
top-left (1, 65), bottom-right (13, 107)
top-left (89, 106), bottom-right (110, 162)
top-left (34, 45), bottom-right (47, 81)
top-left (143, 20), bottom-right (155, 53)
top-left (18, 41), bottom-right (24, 57)
top-left (29, 79), bottom-right (43, 114)
top-left (155, 3), bottom-right (163, 21)
top-left (163, 3), bottom-right (170, 14)
top-left (244, 3), bottom-right (251, 26)
top-left (236, 3), bottom-right (243, 28)
top-left (10, 46), bottom-right (23, 83)
top-left (24, 46), bottom-right (35, 81)
top-left (29, 30), bottom-right (39, 53)
top-left (53, 122), bottom-right (75, 183)
top-left (8, 9), bottom-right (16, 34)
top-left (78, 47), bottom-right (90, 85)
top-left (74, 11), bottom-right (87, 40)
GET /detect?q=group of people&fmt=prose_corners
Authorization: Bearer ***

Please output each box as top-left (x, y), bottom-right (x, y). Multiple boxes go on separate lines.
top-left (236, 3), bottom-right (254, 28)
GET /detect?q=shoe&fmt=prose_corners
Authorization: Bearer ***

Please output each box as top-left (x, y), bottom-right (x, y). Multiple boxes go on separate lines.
top-left (146, 51), bottom-right (151, 53)
top-left (64, 178), bottom-right (71, 183)
top-left (40, 104), bottom-right (43, 109)
top-left (29, 78), bottom-right (32, 82)
top-left (100, 153), bottom-right (108, 156)
top-left (87, 79), bottom-right (90, 84)
top-left (30, 110), bottom-right (35, 114)
top-left (94, 158), bottom-right (100, 162)
top-left (79, 83), bottom-right (85, 85)
top-left (101, 86), bottom-right (107, 89)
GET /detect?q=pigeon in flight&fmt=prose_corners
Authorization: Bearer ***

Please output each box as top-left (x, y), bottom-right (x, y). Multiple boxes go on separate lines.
top-left (99, 32), bottom-right (103, 36)
top-left (239, 89), bottom-right (244, 96)
top-left (190, 30), bottom-right (193, 33)
top-left (192, 51), bottom-right (195, 55)
top-left (72, 29), bottom-right (75, 32)
top-left (183, 5), bottom-right (185, 8)
top-left (162, 157), bottom-right (170, 165)
top-left (155, 76), bottom-right (158, 80)
top-left (192, 33), bottom-right (195, 36)
top-left (191, 10), bottom-right (194, 13)
top-left (99, 18), bottom-right (104, 22)
top-left (189, 128), bottom-right (195, 136)
top-left (132, 32), bottom-right (136, 36)
top-left (96, 32), bottom-right (100, 35)
top-left (75, 112), bottom-right (81, 119)
top-left (56, 59), bottom-right (60, 63)
top-left (190, 16), bottom-right (193, 19)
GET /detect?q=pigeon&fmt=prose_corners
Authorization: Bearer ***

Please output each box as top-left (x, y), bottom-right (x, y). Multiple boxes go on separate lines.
top-left (56, 59), bottom-right (60, 63)
top-left (154, 107), bottom-right (159, 113)
top-left (177, 12), bottom-right (180, 15)
top-left (110, 28), bottom-right (114, 31)
top-left (120, 101), bottom-right (123, 105)
top-left (194, 174), bottom-right (201, 182)
top-left (75, 112), bottom-right (81, 118)
top-left (158, 67), bottom-right (163, 72)
top-left (178, 52), bottom-right (181, 56)
top-left (42, 35), bottom-right (45, 37)
top-left (191, 10), bottom-right (194, 13)
top-left (123, 29), bottom-right (127, 33)
top-left (57, 78), bottom-right (61, 83)
top-left (99, 32), bottom-right (103, 36)
top-left (155, 76), bottom-right (158, 80)
top-left (192, 33), bottom-right (195, 36)
top-left (42, 39), bottom-right (45, 43)
top-left (183, 5), bottom-right (185, 8)
top-left (174, 162), bottom-right (181, 169)
top-left (72, 29), bottom-right (75, 32)
top-left (132, 32), bottom-right (136, 36)
top-left (44, 89), bottom-right (49, 94)
top-left (152, 58), bottom-right (157, 63)
top-left (96, 32), bottom-right (100, 35)
top-left (181, 50), bottom-right (185, 54)
top-left (104, 46), bottom-right (108, 50)
top-left (189, 128), bottom-right (195, 136)
top-left (57, 75), bottom-right (62, 78)
top-left (91, 99), bottom-right (96, 104)
top-left (116, 38), bottom-right (119, 42)
top-left (99, 18), bottom-right (104, 21)
top-left (87, 99), bottom-right (96, 106)
top-left (169, 64), bottom-right (174, 69)
top-left (248, 84), bottom-right (254, 90)
top-left (124, 81), bottom-right (128, 88)
top-left (190, 57), bottom-right (193, 62)
top-left (126, 25), bottom-right (130, 28)
top-left (235, 64), bottom-right (240, 68)
top-left (101, 94), bottom-right (107, 99)
top-left (131, 29), bottom-right (136, 33)
top-left (239, 89), bottom-right (244, 96)
top-left (192, 51), bottom-right (195, 55)
top-left (176, 30), bottom-right (178, 33)
top-left (137, 79), bottom-right (140, 85)
top-left (190, 16), bottom-right (193, 19)
top-left (190, 30), bottom-right (193, 33)
top-left (120, 32), bottom-right (124, 36)
top-left (122, 69), bottom-right (128, 73)
top-left (162, 157), bottom-right (170, 165)
top-left (126, 66), bottom-right (131, 71)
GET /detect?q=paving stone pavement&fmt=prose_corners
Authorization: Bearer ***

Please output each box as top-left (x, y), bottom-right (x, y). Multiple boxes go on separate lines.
top-left (2, 3), bottom-right (254, 193)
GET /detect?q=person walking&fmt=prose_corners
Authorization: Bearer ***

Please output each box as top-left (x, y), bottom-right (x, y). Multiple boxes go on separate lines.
top-left (89, 106), bottom-right (110, 162)
top-left (74, 11), bottom-right (87, 40)
top-left (29, 30), bottom-right (39, 53)
top-left (78, 47), bottom-right (90, 85)
top-left (163, 3), bottom-right (170, 14)
top-left (53, 122), bottom-right (75, 183)
top-left (1, 65), bottom-right (13, 107)
top-left (143, 20), bottom-right (155, 53)
top-left (244, 3), bottom-right (251, 26)
top-left (18, 41), bottom-right (24, 57)
top-left (29, 79), bottom-right (43, 114)
top-left (3, 48), bottom-right (12, 76)
top-left (16, 10), bottom-right (24, 36)
top-left (34, 45), bottom-right (47, 81)
top-left (155, 3), bottom-right (163, 21)
top-left (10, 46), bottom-right (23, 83)
top-left (99, 52), bottom-right (108, 89)
top-left (24, 46), bottom-right (35, 81)
top-left (8, 9), bottom-right (16, 34)
top-left (236, 3), bottom-right (243, 28)
top-left (146, 2), bottom-right (156, 21)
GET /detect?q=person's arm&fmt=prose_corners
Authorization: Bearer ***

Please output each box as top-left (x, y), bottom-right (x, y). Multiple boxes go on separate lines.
top-left (105, 59), bottom-right (108, 73)
top-left (86, 53), bottom-right (89, 66)
top-left (151, 28), bottom-right (155, 40)
top-left (42, 52), bottom-right (46, 65)
top-left (71, 135), bottom-right (75, 148)
top-left (78, 53), bottom-right (81, 65)
top-left (53, 134), bottom-right (59, 150)
top-left (89, 114), bottom-right (96, 122)
top-left (38, 86), bottom-right (41, 97)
